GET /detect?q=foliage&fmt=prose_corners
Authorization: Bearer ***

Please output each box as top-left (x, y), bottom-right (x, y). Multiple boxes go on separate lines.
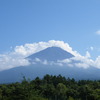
top-left (0, 74), bottom-right (100, 100)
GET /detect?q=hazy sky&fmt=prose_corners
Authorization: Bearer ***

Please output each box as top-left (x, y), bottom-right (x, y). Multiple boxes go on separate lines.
top-left (0, 0), bottom-right (100, 58)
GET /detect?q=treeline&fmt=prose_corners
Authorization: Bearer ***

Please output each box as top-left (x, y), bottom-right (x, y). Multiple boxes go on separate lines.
top-left (0, 74), bottom-right (100, 100)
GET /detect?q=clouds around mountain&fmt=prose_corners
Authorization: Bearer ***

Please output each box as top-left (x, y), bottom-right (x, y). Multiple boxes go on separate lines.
top-left (14, 40), bottom-right (79, 57)
top-left (0, 40), bottom-right (100, 71)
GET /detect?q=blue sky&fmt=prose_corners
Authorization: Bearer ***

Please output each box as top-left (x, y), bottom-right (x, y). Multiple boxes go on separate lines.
top-left (0, 0), bottom-right (100, 58)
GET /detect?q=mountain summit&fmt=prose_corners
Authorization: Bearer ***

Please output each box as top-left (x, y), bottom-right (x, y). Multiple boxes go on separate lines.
top-left (28, 47), bottom-right (74, 61)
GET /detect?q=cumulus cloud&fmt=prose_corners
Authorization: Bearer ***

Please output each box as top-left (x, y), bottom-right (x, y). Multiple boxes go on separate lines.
top-left (57, 51), bottom-right (100, 69)
top-left (1, 40), bottom-right (78, 71)
top-left (87, 46), bottom-right (94, 51)
top-left (0, 40), bottom-right (100, 71)
top-left (0, 54), bottom-right (30, 71)
top-left (90, 47), bottom-right (94, 51)
top-left (29, 53), bottom-right (96, 69)
top-left (96, 30), bottom-right (100, 35)
top-left (94, 56), bottom-right (100, 69)
top-left (57, 53), bottom-right (94, 69)
top-left (14, 40), bottom-right (80, 57)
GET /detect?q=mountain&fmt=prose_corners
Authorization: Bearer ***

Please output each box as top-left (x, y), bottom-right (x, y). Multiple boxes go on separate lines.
top-left (28, 47), bottom-right (74, 61)
top-left (0, 63), bottom-right (100, 83)
top-left (0, 47), bottom-right (100, 83)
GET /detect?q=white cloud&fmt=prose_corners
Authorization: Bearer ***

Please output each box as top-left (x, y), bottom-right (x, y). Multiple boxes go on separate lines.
top-left (85, 51), bottom-right (91, 58)
top-left (87, 46), bottom-right (94, 51)
top-left (1, 40), bottom-right (79, 71)
top-left (90, 47), bottom-right (94, 51)
top-left (14, 40), bottom-right (80, 57)
top-left (0, 40), bottom-right (100, 71)
top-left (57, 54), bottom-right (94, 69)
top-left (96, 30), bottom-right (100, 35)
top-left (94, 56), bottom-right (100, 69)
top-left (0, 54), bottom-right (30, 71)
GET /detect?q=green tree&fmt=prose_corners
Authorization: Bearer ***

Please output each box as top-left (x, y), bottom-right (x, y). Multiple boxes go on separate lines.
top-left (68, 96), bottom-right (74, 100)
top-left (56, 83), bottom-right (67, 100)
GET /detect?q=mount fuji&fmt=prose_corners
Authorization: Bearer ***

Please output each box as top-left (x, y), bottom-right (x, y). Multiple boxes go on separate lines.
top-left (28, 47), bottom-right (74, 61)
top-left (0, 47), bottom-right (100, 83)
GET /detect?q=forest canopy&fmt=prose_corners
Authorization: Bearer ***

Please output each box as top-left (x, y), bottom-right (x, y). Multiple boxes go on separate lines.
top-left (0, 74), bottom-right (100, 100)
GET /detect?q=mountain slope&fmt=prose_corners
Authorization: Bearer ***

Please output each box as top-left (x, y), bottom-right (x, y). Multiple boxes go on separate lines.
top-left (28, 47), bottom-right (74, 61)
top-left (0, 64), bottom-right (100, 83)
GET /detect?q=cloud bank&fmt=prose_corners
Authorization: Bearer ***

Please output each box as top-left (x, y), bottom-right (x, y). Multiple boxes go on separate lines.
top-left (0, 40), bottom-right (100, 71)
